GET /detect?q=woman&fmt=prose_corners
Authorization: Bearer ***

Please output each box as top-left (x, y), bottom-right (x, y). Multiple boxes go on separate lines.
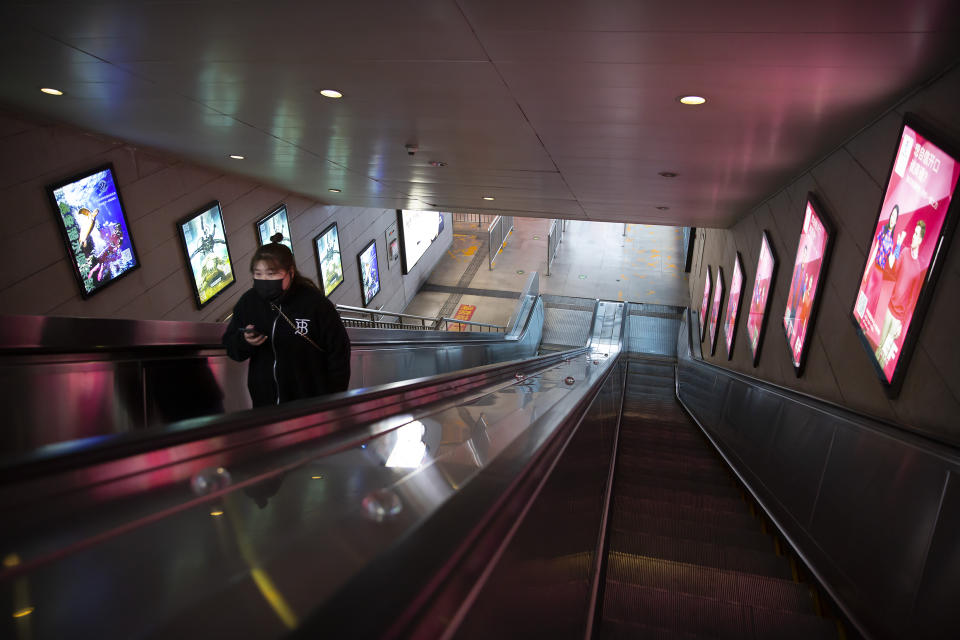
top-left (862, 204), bottom-right (899, 322)
top-left (223, 238), bottom-right (351, 407)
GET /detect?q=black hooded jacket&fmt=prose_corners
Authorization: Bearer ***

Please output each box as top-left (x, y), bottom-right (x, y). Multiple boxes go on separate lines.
top-left (223, 282), bottom-right (351, 407)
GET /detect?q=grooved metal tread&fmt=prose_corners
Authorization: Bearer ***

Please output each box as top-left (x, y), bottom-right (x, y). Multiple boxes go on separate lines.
top-left (611, 516), bottom-right (774, 553)
top-left (600, 584), bottom-right (837, 639)
top-left (608, 530), bottom-right (793, 580)
top-left (604, 555), bottom-right (816, 614)
top-left (611, 495), bottom-right (763, 532)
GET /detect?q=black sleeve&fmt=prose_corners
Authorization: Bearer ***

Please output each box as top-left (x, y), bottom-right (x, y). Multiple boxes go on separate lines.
top-left (222, 303), bottom-right (255, 362)
top-left (316, 296), bottom-right (351, 392)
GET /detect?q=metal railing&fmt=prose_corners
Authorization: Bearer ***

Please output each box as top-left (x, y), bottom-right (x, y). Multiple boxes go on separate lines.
top-left (335, 304), bottom-right (505, 333)
top-left (453, 212), bottom-right (497, 227)
top-left (488, 215), bottom-right (514, 269)
top-left (546, 218), bottom-right (563, 276)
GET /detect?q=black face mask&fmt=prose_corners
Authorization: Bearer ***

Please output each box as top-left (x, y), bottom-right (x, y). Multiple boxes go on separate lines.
top-left (253, 278), bottom-right (285, 302)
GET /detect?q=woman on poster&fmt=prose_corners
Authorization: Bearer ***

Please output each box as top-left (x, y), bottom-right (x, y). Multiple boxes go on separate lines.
top-left (863, 204), bottom-right (900, 322)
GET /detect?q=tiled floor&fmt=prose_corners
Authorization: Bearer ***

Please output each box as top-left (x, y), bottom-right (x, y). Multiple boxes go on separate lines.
top-left (404, 217), bottom-right (690, 327)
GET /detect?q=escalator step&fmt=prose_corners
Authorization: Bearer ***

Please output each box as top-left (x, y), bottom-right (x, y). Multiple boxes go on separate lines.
top-left (611, 515), bottom-right (773, 553)
top-left (604, 554), bottom-right (816, 614)
top-left (612, 485), bottom-right (748, 514)
top-left (615, 452), bottom-right (734, 480)
top-left (614, 473), bottom-right (743, 500)
top-left (612, 495), bottom-right (760, 531)
top-left (600, 584), bottom-right (836, 639)
top-left (607, 530), bottom-right (793, 580)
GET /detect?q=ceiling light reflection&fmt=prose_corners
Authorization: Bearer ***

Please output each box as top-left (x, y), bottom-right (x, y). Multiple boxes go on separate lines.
top-left (319, 89), bottom-right (343, 99)
top-left (679, 95), bottom-right (706, 105)
top-left (385, 421), bottom-right (427, 469)
top-left (40, 88), bottom-right (63, 96)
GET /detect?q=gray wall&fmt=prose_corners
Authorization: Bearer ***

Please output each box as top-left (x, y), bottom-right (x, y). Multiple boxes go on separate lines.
top-left (0, 109), bottom-right (451, 322)
top-left (690, 65), bottom-right (960, 446)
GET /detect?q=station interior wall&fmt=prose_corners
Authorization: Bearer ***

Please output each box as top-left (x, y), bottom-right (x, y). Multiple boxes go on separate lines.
top-left (0, 109), bottom-right (452, 323)
top-left (690, 64), bottom-right (960, 446)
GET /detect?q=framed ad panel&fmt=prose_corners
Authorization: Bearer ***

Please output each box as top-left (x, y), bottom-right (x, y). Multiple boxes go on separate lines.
top-left (177, 201), bottom-right (236, 308)
top-left (699, 266), bottom-right (712, 343)
top-left (708, 266), bottom-right (724, 357)
top-left (47, 164), bottom-right (140, 298)
top-left (850, 114), bottom-right (960, 397)
top-left (256, 204), bottom-right (293, 253)
top-left (357, 239), bottom-right (381, 307)
top-left (314, 222), bottom-right (344, 297)
top-left (723, 252), bottom-right (745, 360)
top-left (782, 194), bottom-right (834, 377)
top-left (746, 231), bottom-right (778, 367)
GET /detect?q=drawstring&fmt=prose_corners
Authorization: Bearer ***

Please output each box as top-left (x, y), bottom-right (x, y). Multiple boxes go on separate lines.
top-left (270, 302), bottom-right (326, 353)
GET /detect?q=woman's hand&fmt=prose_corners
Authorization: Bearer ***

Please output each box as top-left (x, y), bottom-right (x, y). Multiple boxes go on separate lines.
top-left (243, 324), bottom-right (268, 346)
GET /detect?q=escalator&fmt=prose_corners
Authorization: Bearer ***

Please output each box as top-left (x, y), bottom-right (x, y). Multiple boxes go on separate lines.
top-left (1, 300), bottom-right (862, 638)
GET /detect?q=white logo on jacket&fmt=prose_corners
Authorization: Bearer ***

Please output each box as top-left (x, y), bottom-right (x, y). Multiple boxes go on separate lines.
top-left (294, 318), bottom-right (310, 336)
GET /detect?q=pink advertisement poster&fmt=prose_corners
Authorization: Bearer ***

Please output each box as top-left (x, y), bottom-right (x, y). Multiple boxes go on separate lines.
top-left (747, 233), bottom-right (776, 363)
top-left (699, 268), bottom-right (712, 342)
top-left (724, 254), bottom-right (743, 358)
top-left (852, 122), bottom-right (960, 384)
top-left (783, 200), bottom-right (829, 369)
top-left (709, 266), bottom-right (724, 355)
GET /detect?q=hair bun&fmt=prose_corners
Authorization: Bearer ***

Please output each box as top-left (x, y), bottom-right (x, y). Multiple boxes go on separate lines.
top-left (270, 232), bottom-right (284, 244)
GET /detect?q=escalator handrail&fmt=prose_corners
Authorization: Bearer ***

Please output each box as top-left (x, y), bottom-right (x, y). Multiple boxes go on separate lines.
top-left (0, 343), bottom-right (589, 489)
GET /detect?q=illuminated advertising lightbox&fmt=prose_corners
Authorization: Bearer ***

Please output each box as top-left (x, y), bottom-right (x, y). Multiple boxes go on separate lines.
top-left (177, 201), bottom-right (236, 308)
top-left (357, 239), bottom-right (381, 306)
top-left (723, 253), bottom-right (744, 359)
top-left (314, 222), bottom-right (344, 297)
top-left (746, 231), bottom-right (778, 366)
top-left (851, 116), bottom-right (960, 396)
top-left (256, 204), bottom-right (293, 253)
top-left (398, 210), bottom-right (444, 274)
top-left (708, 266), bottom-right (724, 356)
top-left (782, 195), bottom-right (833, 376)
top-left (699, 267), bottom-right (712, 342)
top-left (47, 165), bottom-right (140, 298)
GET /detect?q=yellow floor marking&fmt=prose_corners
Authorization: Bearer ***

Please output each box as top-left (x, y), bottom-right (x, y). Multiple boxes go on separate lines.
top-left (618, 290), bottom-right (624, 300)
top-left (648, 290), bottom-right (655, 295)
top-left (647, 262), bottom-right (656, 267)
top-left (651, 250), bottom-right (660, 255)
top-left (620, 274), bottom-right (627, 279)
top-left (463, 246), bottom-right (477, 256)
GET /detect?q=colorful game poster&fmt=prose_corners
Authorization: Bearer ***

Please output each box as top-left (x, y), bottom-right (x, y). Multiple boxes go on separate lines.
top-left (314, 223), bottom-right (344, 297)
top-left (708, 266), bottom-right (724, 356)
top-left (177, 202), bottom-right (235, 307)
top-left (699, 267), bottom-right (712, 342)
top-left (746, 232), bottom-right (777, 366)
top-left (448, 304), bottom-right (477, 332)
top-left (723, 253), bottom-right (744, 359)
top-left (257, 204), bottom-right (293, 253)
top-left (358, 239), bottom-right (381, 306)
top-left (783, 197), bottom-right (832, 374)
top-left (48, 165), bottom-right (139, 298)
top-left (851, 118), bottom-right (960, 392)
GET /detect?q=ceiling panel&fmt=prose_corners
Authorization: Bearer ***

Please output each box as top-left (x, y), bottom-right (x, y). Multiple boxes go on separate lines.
top-left (0, 0), bottom-right (957, 229)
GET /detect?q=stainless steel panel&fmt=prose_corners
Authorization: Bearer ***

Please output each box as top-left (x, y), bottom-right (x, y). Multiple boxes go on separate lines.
top-left (0, 358), bottom-right (144, 452)
top-left (912, 472), bottom-right (960, 638)
top-left (0, 294), bottom-right (543, 456)
top-left (761, 407), bottom-right (834, 528)
top-left (809, 428), bottom-right (947, 637)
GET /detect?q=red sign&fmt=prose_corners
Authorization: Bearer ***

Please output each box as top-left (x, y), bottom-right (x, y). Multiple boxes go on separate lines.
top-left (852, 120), bottom-right (960, 388)
top-left (449, 304), bottom-right (476, 331)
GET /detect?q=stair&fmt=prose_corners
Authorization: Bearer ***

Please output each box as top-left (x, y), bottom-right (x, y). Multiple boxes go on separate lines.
top-left (597, 357), bottom-right (836, 639)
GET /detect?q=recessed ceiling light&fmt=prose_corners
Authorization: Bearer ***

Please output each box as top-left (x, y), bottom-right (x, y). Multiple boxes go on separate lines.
top-left (319, 89), bottom-right (343, 99)
top-left (482, 196), bottom-right (495, 201)
top-left (328, 188), bottom-right (341, 193)
top-left (40, 87), bottom-right (63, 96)
top-left (209, 510), bottom-right (224, 517)
top-left (678, 95), bottom-right (706, 105)
top-left (656, 206), bottom-right (670, 211)
top-left (229, 154), bottom-right (244, 160)
top-left (658, 171), bottom-right (678, 178)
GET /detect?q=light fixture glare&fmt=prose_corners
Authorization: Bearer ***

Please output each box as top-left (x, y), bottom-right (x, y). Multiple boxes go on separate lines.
top-left (40, 87), bottom-right (63, 96)
top-left (679, 95), bottom-right (706, 105)
top-left (320, 89), bottom-right (343, 99)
